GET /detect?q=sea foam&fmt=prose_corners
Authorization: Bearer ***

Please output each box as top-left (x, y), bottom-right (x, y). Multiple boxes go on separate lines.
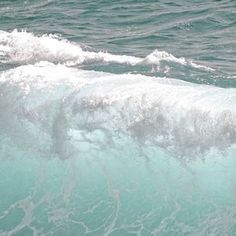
top-left (0, 30), bottom-right (213, 71)
top-left (0, 62), bottom-right (235, 160)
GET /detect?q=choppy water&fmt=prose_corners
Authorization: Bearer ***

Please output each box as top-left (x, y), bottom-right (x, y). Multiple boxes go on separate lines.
top-left (0, 1), bottom-right (236, 235)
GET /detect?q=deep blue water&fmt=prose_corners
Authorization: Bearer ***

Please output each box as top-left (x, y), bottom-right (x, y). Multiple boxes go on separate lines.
top-left (0, 1), bottom-right (236, 235)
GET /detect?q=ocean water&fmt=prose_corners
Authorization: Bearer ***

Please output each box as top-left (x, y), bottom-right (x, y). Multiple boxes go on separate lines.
top-left (0, 1), bottom-right (236, 235)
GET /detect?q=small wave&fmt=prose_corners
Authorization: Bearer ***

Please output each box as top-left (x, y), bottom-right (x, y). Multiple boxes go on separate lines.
top-left (0, 63), bottom-right (235, 160)
top-left (0, 30), bottom-right (213, 71)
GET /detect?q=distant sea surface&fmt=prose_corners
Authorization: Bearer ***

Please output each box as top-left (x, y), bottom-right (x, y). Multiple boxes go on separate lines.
top-left (0, 1), bottom-right (236, 235)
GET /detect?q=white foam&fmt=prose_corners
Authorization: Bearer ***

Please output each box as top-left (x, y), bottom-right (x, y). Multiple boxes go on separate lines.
top-left (0, 30), bottom-right (213, 71)
top-left (144, 50), bottom-right (214, 71)
top-left (0, 63), bottom-right (235, 159)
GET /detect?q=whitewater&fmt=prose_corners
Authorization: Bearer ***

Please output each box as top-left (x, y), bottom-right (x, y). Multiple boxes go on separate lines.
top-left (1, 1), bottom-right (236, 235)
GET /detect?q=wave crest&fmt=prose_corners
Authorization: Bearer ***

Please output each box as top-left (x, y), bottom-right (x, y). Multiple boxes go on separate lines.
top-left (0, 30), bottom-right (213, 71)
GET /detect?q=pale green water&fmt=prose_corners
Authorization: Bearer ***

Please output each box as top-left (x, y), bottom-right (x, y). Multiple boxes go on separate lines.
top-left (0, 1), bottom-right (236, 235)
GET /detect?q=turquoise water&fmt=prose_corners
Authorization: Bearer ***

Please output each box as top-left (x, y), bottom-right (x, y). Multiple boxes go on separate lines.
top-left (0, 1), bottom-right (236, 235)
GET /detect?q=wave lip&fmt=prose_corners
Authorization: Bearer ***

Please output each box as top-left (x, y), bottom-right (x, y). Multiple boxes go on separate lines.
top-left (0, 63), bottom-right (235, 159)
top-left (0, 30), bottom-right (213, 71)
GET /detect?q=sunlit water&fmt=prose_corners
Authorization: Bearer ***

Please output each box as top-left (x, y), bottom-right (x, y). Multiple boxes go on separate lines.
top-left (0, 1), bottom-right (236, 235)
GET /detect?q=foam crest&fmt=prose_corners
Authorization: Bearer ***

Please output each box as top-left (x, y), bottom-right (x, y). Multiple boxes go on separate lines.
top-left (0, 30), bottom-right (213, 71)
top-left (0, 63), bottom-right (235, 159)
top-left (0, 30), bottom-right (85, 64)
top-left (0, 30), bottom-right (140, 65)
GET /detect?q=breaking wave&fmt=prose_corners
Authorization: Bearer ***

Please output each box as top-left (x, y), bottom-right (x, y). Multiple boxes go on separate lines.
top-left (0, 62), bottom-right (235, 160)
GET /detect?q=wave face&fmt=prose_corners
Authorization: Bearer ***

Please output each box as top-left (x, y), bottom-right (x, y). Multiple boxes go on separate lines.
top-left (1, 1), bottom-right (236, 235)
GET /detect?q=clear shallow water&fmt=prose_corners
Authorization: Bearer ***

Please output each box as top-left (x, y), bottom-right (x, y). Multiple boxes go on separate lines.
top-left (0, 1), bottom-right (236, 235)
